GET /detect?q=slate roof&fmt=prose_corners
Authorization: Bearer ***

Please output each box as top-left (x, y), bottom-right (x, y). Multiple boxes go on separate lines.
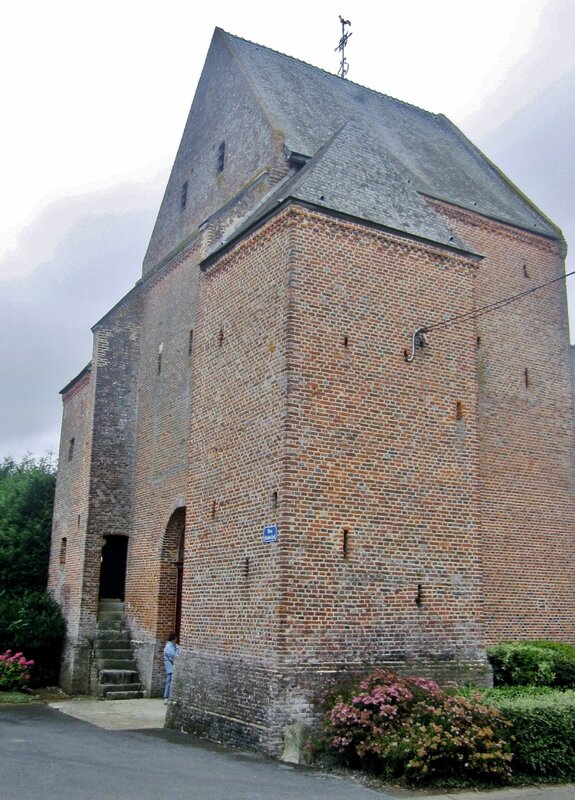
top-left (217, 29), bottom-right (559, 250)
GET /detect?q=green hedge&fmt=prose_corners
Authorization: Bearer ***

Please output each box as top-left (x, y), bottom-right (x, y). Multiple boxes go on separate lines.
top-left (487, 641), bottom-right (575, 688)
top-left (487, 690), bottom-right (575, 782)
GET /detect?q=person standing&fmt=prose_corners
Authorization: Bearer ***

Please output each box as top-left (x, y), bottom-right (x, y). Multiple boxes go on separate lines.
top-left (163, 633), bottom-right (179, 704)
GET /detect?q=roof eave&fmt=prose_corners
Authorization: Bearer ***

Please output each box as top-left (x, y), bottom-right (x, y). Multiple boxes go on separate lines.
top-left (200, 197), bottom-right (482, 272)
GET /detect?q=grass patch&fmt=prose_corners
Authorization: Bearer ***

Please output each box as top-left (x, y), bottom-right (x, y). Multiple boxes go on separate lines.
top-left (0, 686), bottom-right (69, 705)
top-left (0, 691), bottom-right (40, 704)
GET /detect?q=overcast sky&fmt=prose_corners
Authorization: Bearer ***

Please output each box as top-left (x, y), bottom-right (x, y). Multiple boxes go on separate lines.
top-left (1, 0), bottom-right (574, 461)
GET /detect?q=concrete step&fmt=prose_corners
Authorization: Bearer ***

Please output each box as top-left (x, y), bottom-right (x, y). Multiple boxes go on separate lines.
top-left (98, 600), bottom-right (126, 612)
top-left (95, 653), bottom-right (133, 664)
top-left (104, 690), bottom-right (144, 700)
top-left (94, 643), bottom-right (132, 653)
top-left (99, 670), bottom-right (140, 684)
top-left (96, 617), bottom-right (125, 631)
top-left (94, 630), bottom-right (131, 643)
top-left (98, 610), bottom-right (125, 622)
top-left (97, 659), bottom-right (137, 670)
top-left (99, 682), bottom-right (143, 695)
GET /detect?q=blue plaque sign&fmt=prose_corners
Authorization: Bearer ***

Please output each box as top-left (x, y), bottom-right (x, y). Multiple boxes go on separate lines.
top-left (263, 525), bottom-right (278, 543)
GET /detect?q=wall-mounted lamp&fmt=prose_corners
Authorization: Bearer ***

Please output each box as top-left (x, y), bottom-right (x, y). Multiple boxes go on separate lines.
top-left (404, 327), bottom-right (429, 363)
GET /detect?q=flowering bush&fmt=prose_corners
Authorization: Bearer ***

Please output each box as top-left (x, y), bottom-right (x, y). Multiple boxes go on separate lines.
top-left (0, 650), bottom-right (34, 692)
top-left (324, 669), bottom-right (512, 786)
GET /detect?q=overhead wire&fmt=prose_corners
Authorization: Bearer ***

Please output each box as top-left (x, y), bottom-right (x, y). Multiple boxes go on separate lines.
top-left (422, 269), bottom-right (575, 334)
top-left (404, 269), bottom-right (574, 362)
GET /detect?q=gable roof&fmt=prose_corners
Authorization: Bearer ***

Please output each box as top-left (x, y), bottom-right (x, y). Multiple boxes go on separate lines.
top-left (219, 29), bottom-right (559, 243)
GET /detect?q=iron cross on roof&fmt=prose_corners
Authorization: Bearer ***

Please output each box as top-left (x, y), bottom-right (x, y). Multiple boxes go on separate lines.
top-left (335, 15), bottom-right (352, 78)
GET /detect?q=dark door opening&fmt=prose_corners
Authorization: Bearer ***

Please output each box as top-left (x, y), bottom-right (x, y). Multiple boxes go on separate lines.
top-left (99, 536), bottom-right (128, 600)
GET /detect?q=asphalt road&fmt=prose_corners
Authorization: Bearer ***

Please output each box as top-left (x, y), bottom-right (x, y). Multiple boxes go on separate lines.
top-left (3, 703), bottom-right (575, 800)
top-left (0, 704), bottom-right (388, 800)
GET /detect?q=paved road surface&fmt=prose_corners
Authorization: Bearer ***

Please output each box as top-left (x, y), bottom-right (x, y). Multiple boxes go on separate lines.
top-left (0, 703), bottom-right (389, 800)
top-left (1, 701), bottom-right (574, 800)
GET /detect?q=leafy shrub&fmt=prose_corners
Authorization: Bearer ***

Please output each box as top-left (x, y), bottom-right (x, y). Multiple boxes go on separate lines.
top-left (488, 641), bottom-right (575, 689)
top-left (530, 641), bottom-right (575, 688)
top-left (323, 669), bottom-right (512, 786)
top-left (487, 643), bottom-right (556, 687)
top-left (0, 650), bottom-right (34, 692)
top-left (0, 456), bottom-right (63, 687)
top-left (0, 591), bottom-right (65, 687)
top-left (478, 685), bottom-right (554, 701)
top-left (488, 690), bottom-right (575, 781)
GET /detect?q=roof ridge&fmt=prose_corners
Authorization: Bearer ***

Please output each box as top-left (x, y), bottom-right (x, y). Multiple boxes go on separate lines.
top-left (218, 28), bottom-right (442, 120)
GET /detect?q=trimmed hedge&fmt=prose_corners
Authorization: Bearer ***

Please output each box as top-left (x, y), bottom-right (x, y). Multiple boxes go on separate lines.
top-left (530, 641), bottom-right (575, 688)
top-left (487, 641), bottom-right (575, 688)
top-left (487, 689), bottom-right (575, 782)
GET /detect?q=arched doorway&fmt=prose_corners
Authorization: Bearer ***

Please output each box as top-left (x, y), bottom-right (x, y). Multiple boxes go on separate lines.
top-left (159, 507), bottom-right (186, 639)
top-left (99, 535), bottom-right (128, 600)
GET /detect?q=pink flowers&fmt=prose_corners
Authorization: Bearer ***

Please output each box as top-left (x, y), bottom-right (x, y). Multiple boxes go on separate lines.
top-left (0, 649), bottom-right (35, 692)
top-left (323, 668), bottom-right (512, 785)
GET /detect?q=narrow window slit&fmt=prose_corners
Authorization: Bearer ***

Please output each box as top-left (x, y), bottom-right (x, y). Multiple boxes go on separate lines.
top-left (218, 328), bottom-right (224, 346)
top-left (217, 141), bottom-right (225, 173)
top-left (180, 181), bottom-right (188, 211)
top-left (456, 401), bottom-right (463, 420)
top-left (211, 500), bottom-right (217, 519)
top-left (342, 529), bottom-right (349, 559)
top-left (188, 329), bottom-right (194, 356)
top-left (157, 343), bottom-right (163, 375)
top-left (524, 368), bottom-right (529, 387)
top-left (415, 583), bottom-right (423, 606)
top-left (272, 491), bottom-right (278, 509)
top-left (244, 557), bottom-right (250, 579)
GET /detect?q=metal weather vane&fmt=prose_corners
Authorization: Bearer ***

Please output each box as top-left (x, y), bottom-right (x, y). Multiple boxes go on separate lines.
top-left (335, 15), bottom-right (352, 78)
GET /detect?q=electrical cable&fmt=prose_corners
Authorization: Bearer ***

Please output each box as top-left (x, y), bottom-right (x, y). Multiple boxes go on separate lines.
top-left (421, 269), bottom-right (575, 334)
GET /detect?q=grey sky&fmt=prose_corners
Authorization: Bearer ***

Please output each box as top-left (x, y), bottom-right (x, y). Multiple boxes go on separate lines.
top-left (0, 1), bottom-right (573, 460)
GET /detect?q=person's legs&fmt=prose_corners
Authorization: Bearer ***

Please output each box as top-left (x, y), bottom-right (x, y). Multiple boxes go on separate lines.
top-left (164, 671), bottom-right (172, 701)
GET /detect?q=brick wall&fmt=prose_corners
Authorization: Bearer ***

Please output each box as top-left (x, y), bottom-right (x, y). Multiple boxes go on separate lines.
top-left (125, 238), bottom-right (201, 693)
top-left (169, 205), bottom-right (490, 753)
top-left (49, 367), bottom-right (95, 692)
top-left (430, 199), bottom-right (575, 643)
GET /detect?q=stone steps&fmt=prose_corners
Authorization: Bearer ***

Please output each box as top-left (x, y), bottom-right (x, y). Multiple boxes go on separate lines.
top-left (94, 601), bottom-right (144, 700)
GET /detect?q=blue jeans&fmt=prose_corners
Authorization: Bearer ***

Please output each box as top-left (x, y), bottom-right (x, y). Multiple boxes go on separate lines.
top-left (164, 671), bottom-right (173, 699)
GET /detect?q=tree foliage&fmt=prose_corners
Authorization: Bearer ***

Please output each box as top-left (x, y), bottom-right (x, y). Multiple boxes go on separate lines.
top-left (0, 455), bottom-right (64, 686)
top-left (0, 455), bottom-right (56, 594)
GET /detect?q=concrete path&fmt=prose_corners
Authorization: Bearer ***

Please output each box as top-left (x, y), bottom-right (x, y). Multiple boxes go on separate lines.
top-left (49, 696), bottom-right (167, 729)
top-left (1, 698), bottom-right (573, 800)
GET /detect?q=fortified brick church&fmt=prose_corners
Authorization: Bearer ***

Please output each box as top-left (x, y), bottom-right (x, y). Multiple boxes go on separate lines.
top-left (49, 28), bottom-right (575, 755)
